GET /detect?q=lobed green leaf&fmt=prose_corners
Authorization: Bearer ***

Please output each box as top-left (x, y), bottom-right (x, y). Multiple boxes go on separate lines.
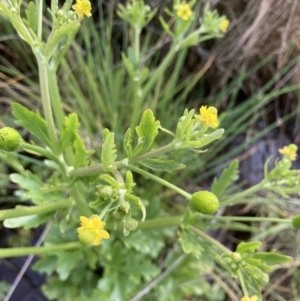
top-left (132, 109), bottom-right (160, 156)
top-left (11, 102), bottom-right (51, 147)
top-left (139, 158), bottom-right (185, 172)
top-left (212, 160), bottom-right (239, 197)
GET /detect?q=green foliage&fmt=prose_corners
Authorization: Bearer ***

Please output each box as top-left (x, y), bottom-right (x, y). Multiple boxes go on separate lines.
top-left (101, 129), bottom-right (117, 170)
top-left (25, 2), bottom-right (37, 33)
top-left (212, 160), bottom-right (239, 197)
top-left (132, 109), bottom-right (160, 157)
top-left (139, 158), bottom-right (185, 172)
top-left (221, 241), bottom-right (292, 297)
top-left (60, 113), bottom-right (80, 152)
top-left (11, 102), bottom-right (51, 147)
top-left (0, 1), bottom-right (299, 301)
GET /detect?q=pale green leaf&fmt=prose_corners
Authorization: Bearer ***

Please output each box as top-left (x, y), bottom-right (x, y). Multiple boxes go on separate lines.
top-left (132, 109), bottom-right (160, 156)
top-left (251, 252), bottom-right (292, 265)
top-left (25, 2), bottom-right (37, 33)
top-left (139, 158), bottom-right (185, 172)
top-left (212, 160), bottom-right (239, 197)
top-left (126, 193), bottom-right (146, 221)
top-left (179, 229), bottom-right (203, 256)
top-left (236, 241), bottom-right (262, 254)
top-left (60, 113), bottom-right (79, 152)
top-left (101, 130), bottom-right (117, 170)
top-left (11, 102), bottom-right (51, 147)
top-left (123, 128), bottom-right (132, 158)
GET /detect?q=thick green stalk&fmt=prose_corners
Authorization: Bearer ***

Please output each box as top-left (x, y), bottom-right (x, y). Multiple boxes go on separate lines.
top-left (37, 58), bottom-right (59, 154)
top-left (0, 242), bottom-right (81, 258)
top-left (142, 46), bottom-right (177, 98)
top-left (106, 216), bottom-right (182, 231)
top-left (47, 67), bottom-right (65, 131)
top-left (47, 67), bottom-right (76, 166)
top-left (127, 164), bottom-right (191, 199)
top-left (0, 200), bottom-right (72, 221)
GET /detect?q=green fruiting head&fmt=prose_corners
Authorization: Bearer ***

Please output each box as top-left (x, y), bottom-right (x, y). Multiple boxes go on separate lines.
top-left (292, 215), bottom-right (300, 229)
top-left (190, 191), bottom-right (219, 215)
top-left (0, 127), bottom-right (22, 152)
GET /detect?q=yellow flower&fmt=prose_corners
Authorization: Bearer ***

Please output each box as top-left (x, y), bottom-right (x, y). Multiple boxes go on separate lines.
top-left (279, 144), bottom-right (297, 161)
top-left (220, 18), bottom-right (229, 32)
top-left (177, 3), bottom-right (193, 21)
top-left (77, 215), bottom-right (110, 245)
top-left (196, 105), bottom-right (219, 128)
top-left (72, 0), bottom-right (92, 18)
top-left (241, 296), bottom-right (258, 301)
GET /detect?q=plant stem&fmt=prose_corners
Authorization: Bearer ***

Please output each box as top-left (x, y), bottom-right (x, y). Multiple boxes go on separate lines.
top-left (134, 26), bottom-right (141, 64)
top-left (106, 216), bottom-right (182, 231)
top-left (137, 216), bottom-right (182, 230)
top-left (190, 225), bottom-right (231, 254)
top-left (0, 242), bottom-right (81, 258)
top-left (221, 183), bottom-right (263, 207)
top-left (0, 200), bottom-right (72, 221)
top-left (127, 164), bottom-right (191, 199)
top-left (238, 270), bottom-right (248, 297)
top-left (0, 152), bottom-right (24, 173)
top-left (21, 142), bottom-right (67, 173)
top-left (37, 58), bottom-right (59, 154)
top-left (143, 46), bottom-right (177, 97)
top-left (200, 215), bottom-right (292, 224)
top-left (47, 67), bottom-right (65, 131)
top-left (69, 142), bottom-right (175, 178)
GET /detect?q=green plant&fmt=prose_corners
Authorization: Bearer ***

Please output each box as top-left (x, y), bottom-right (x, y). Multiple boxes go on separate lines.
top-left (0, 1), bottom-right (299, 301)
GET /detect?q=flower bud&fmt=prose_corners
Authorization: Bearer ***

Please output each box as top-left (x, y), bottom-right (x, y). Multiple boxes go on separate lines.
top-left (124, 216), bottom-right (138, 232)
top-left (292, 215), bottom-right (300, 229)
top-left (0, 127), bottom-right (22, 152)
top-left (231, 252), bottom-right (242, 263)
top-left (190, 191), bottom-right (219, 215)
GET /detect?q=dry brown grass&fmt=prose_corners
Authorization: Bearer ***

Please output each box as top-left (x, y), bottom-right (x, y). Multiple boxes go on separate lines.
top-left (209, 0), bottom-right (300, 92)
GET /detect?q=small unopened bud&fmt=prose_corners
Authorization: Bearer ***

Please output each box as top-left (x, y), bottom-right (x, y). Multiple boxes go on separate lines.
top-left (190, 191), bottom-right (219, 215)
top-left (124, 217), bottom-right (138, 232)
top-left (0, 127), bottom-right (22, 152)
top-left (97, 185), bottom-right (119, 201)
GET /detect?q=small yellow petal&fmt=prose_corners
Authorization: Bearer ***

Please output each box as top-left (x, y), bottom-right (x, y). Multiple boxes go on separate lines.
top-left (77, 215), bottom-right (110, 246)
top-left (177, 3), bottom-right (193, 21)
top-left (220, 18), bottom-right (229, 32)
top-left (279, 144), bottom-right (297, 161)
top-left (196, 105), bottom-right (219, 128)
top-left (72, 0), bottom-right (92, 18)
top-left (99, 230), bottom-right (110, 239)
top-left (80, 216), bottom-right (89, 225)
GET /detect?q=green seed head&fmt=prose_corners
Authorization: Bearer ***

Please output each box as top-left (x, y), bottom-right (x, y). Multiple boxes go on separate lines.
top-left (190, 191), bottom-right (219, 215)
top-left (0, 127), bottom-right (22, 152)
top-left (292, 215), bottom-right (300, 229)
